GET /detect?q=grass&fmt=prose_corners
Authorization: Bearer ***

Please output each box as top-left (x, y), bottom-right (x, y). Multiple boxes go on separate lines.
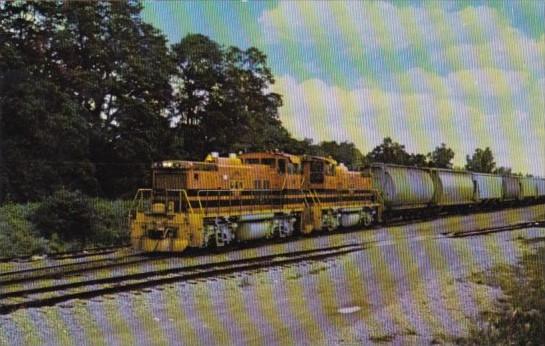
top-left (462, 247), bottom-right (545, 345)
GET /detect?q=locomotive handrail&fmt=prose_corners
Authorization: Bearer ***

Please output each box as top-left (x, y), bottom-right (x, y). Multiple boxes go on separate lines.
top-left (311, 189), bottom-right (322, 207)
top-left (182, 189), bottom-right (197, 214)
top-left (281, 176), bottom-right (287, 190)
top-left (128, 189), bottom-right (152, 230)
top-left (160, 189), bottom-right (196, 215)
top-left (301, 189), bottom-right (310, 207)
top-left (131, 188), bottom-right (152, 213)
top-left (303, 189), bottom-right (316, 205)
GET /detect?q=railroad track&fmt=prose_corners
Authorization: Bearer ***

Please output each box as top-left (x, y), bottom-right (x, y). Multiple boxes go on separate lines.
top-left (1, 212), bottom-right (543, 315)
top-left (0, 245), bottom-right (131, 263)
top-left (0, 243), bottom-right (365, 315)
top-left (0, 252), bottom-right (151, 285)
top-left (443, 220), bottom-right (545, 238)
top-left (2, 215), bottom-right (543, 286)
top-left (0, 219), bottom-right (435, 284)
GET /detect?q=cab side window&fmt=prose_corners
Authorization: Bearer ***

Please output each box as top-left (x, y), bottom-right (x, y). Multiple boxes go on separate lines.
top-left (287, 163), bottom-right (295, 174)
top-left (278, 159), bottom-right (286, 174)
top-left (310, 161), bottom-right (324, 184)
top-left (261, 158), bottom-right (275, 168)
top-left (245, 158), bottom-right (260, 164)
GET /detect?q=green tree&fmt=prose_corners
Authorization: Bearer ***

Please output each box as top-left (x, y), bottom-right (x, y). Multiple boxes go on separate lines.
top-left (0, 2), bottom-right (97, 201)
top-left (1, 1), bottom-right (178, 198)
top-left (408, 153), bottom-right (429, 167)
top-left (313, 141), bottom-right (367, 170)
top-left (466, 147), bottom-right (496, 173)
top-left (366, 137), bottom-right (411, 165)
top-left (428, 143), bottom-right (455, 168)
top-left (171, 34), bottom-right (287, 159)
top-left (284, 138), bottom-right (316, 155)
top-left (53, 1), bottom-right (178, 197)
top-left (32, 190), bottom-right (95, 247)
top-left (494, 166), bottom-right (513, 176)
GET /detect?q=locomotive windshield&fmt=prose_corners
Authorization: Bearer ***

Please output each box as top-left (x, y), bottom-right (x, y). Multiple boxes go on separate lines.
top-left (153, 171), bottom-right (187, 190)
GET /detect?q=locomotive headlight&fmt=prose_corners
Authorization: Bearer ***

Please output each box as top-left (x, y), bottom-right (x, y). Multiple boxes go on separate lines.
top-left (163, 162), bottom-right (173, 168)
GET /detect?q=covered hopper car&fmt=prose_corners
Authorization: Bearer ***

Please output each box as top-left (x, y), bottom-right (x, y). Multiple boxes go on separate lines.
top-left (472, 173), bottom-right (503, 203)
top-left (367, 163), bottom-right (434, 213)
top-left (367, 163), bottom-right (545, 216)
top-left (430, 169), bottom-right (475, 207)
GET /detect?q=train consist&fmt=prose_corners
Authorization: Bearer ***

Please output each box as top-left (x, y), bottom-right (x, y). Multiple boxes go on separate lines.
top-left (369, 163), bottom-right (545, 218)
top-left (130, 152), bottom-right (545, 253)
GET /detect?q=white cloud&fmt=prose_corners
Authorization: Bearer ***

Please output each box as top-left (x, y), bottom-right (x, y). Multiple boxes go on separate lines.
top-left (260, 1), bottom-right (545, 175)
top-left (272, 74), bottom-right (545, 176)
top-left (259, 1), bottom-right (545, 73)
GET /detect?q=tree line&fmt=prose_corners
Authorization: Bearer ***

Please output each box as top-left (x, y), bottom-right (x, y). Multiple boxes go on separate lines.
top-left (364, 138), bottom-right (515, 175)
top-left (0, 1), bottom-right (518, 203)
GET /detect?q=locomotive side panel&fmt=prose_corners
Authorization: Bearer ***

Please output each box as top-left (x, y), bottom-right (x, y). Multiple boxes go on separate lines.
top-left (302, 156), bottom-right (381, 232)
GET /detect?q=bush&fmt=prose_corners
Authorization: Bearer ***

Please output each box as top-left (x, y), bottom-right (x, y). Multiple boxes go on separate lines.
top-left (0, 203), bottom-right (49, 257)
top-left (31, 190), bottom-right (95, 247)
top-left (0, 191), bottom-right (132, 257)
top-left (91, 199), bottom-right (132, 246)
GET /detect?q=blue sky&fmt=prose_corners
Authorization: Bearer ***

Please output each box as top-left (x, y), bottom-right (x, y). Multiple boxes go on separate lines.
top-left (142, 0), bottom-right (545, 175)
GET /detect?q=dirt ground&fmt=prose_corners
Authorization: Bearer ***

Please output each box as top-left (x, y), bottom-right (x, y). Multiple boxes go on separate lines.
top-left (1, 205), bottom-right (545, 346)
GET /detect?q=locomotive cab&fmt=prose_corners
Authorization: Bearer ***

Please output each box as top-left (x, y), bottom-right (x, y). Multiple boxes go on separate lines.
top-left (239, 152), bottom-right (303, 190)
top-left (302, 155), bottom-right (338, 190)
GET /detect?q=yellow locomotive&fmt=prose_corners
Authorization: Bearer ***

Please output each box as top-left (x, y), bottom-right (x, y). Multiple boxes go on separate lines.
top-left (130, 151), bottom-right (382, 252)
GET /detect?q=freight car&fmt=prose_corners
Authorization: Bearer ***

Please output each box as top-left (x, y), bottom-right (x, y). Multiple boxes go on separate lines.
top-left (130, 152), bottom-right (381, 252)
top-left (430, 169), bottom-right (475, 207)
top-left (537, 178), bottom-right (545, 199)
top-left (130, 152), bottom-right (545, 253)
top-left (472, 173), bottom-right (503, 204)
top-left (367, 163), bottom-right (435, 217)
top-left (368, 163), bottom-right (545, 215)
